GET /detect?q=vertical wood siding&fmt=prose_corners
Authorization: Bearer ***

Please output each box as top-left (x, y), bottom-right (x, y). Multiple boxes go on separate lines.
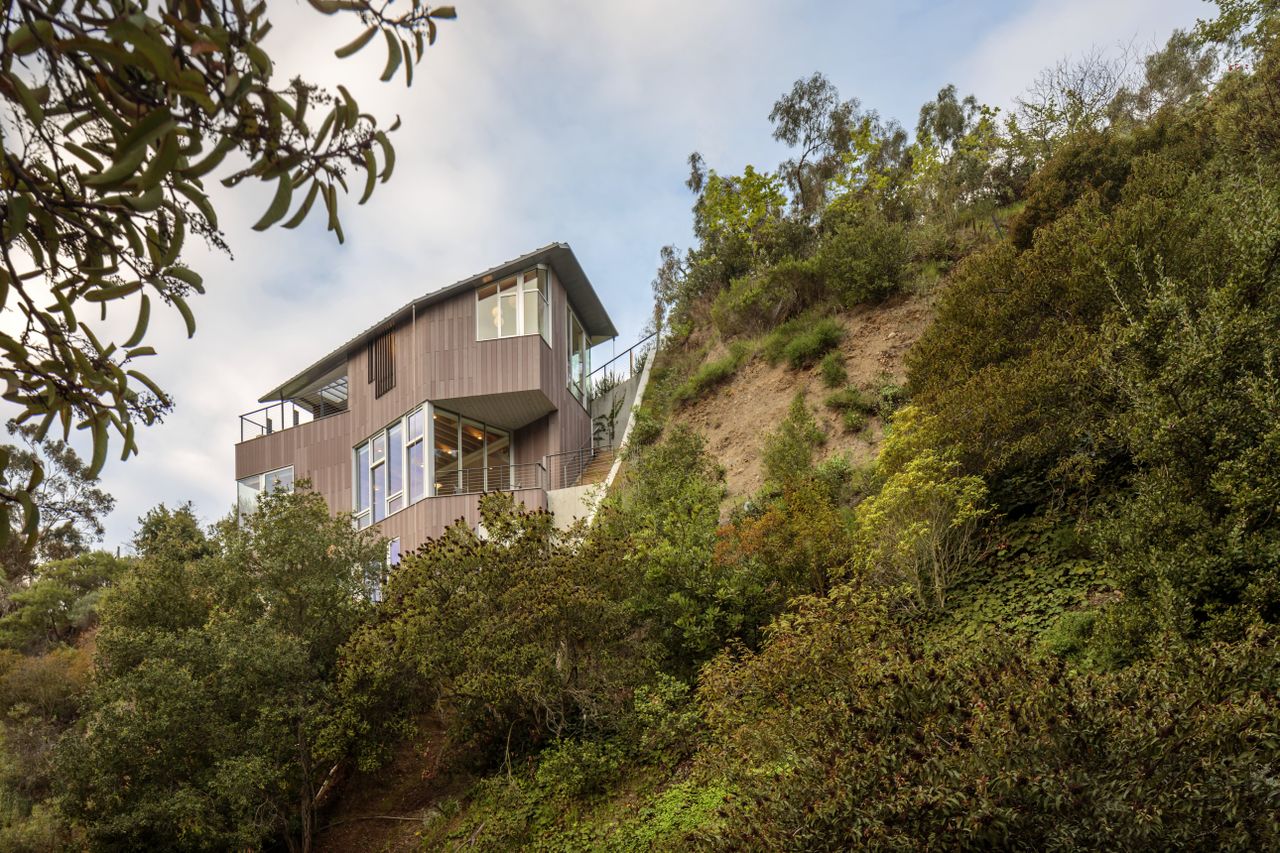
top-left (233, 261), bottom-right (597, 551)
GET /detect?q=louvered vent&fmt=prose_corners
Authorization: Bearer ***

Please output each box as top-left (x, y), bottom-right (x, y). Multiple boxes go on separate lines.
top-left (367, 326), bottom-right (395, 398)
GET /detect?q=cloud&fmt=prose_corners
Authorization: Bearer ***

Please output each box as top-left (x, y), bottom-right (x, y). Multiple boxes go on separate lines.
top-left (74, 0), bottom-right (1208, 550)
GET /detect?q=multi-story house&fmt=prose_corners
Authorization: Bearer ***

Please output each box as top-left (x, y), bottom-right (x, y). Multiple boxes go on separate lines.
top-left (233, 243), bottom-right (639, 556)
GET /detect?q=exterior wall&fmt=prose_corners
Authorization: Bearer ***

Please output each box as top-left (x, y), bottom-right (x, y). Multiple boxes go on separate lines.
top-left (234, 259), bottom-right (599, 551)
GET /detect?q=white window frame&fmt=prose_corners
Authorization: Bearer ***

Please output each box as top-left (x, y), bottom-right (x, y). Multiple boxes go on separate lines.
top-left (236, 465), bottom-right (294, 518)
top-left (475, 265), bottom-right (550, 345)
top-left (354, 406), bottom-right (426, 527)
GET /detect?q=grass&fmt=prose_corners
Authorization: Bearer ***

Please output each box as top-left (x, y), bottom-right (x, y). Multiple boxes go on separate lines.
top-left (763, 317), bottom-right (845, 369)
top-left (825, 386), bottom-right (875, 434)
top-left (672, 342), bottom-right (750, 407)
top-left (818, 351), bottom-right (847, 388)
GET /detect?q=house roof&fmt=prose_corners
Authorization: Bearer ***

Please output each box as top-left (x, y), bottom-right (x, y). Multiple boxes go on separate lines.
top-left (257, 243), bottom-right (618, 403)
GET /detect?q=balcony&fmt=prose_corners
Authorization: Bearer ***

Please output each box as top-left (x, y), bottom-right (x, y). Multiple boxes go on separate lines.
top-left (238, 374), bottom-right (349, 442)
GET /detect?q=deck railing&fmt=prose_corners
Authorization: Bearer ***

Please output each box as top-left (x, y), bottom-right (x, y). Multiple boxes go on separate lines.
top-left (546, 443), bottom-right (615, 490)
top-left (238, 400), bottom-right (347, 442)
top-left (588, 330), bottom-right (656, 398)
top-left (433, 462), bottom-right (547, 496)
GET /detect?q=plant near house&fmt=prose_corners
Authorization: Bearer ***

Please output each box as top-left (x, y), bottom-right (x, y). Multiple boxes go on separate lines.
top-left (592, 395), bottom-right (625, 447)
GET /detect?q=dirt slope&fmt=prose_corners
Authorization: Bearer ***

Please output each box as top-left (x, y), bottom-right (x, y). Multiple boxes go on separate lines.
top-left (679, 292), bottom-right (933, 501)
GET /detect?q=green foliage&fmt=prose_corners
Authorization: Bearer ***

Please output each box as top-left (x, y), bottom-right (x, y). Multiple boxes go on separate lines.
top-left (0, 0), bottom-right (456, 555)
top-left (338, 494), bottom-right (652, 768)
top-left (761, 393), bottom-right (824, 486)
top-left (823, 385), bottom-right (872, 414)
top-left (761, 317), bottom-right (844, 369)
top-left (698, 584), bottom-right (1280, 850)
top-left (672, 343), bottom-right (750, 407)
top-left (709, 257), bottom-right (822, 337)
top-left (602, 428), bottom-right (765, 671)
top-left (812, 194), bottom-right (911, 305)
top-left (0, 551), bottom-right (128, 650)
top-left (817, 350), bottom-right (847, 387)
top-left (852, 407), bottom-right (989, 610)
top-left (58, 487), bottom-right (384, 851)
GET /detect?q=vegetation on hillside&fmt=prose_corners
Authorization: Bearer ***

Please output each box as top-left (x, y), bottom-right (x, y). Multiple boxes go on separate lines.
top-left (3, 3), bottom-right (1280, 850)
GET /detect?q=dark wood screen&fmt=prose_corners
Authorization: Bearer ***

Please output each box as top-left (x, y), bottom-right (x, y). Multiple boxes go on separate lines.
top-left (368, 326), bottom-right (395, 398)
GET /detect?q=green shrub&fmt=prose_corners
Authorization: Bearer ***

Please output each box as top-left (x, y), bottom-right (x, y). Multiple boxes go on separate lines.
top-left (699, 583), bottom-right (1280, 851)
top-left (813, 195), bottom-right (911, 306)
top-left (824, 386), bottom-right (873, 414)
top-left (534, 738), bottom-right (625, 801)
top-left (672, 343), bottom-right (749, 407)
top-left (776, 319), bottom-right (844, 369)
top-left (841, 409), bottom-right (868, 434)
top-left (818, 351), bottom-right (847, 387)
top-left (762, 394), bottom-right (825, 485)
top-left (876, 377), bottom-right (905, 418)
top-left (711, 257), bottom-right (822, 337)
top-left (627, 407), bottom-right (662, 448)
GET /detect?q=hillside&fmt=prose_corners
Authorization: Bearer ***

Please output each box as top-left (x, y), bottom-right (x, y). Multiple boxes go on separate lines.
top-left (678, 293), bottom-right (932, 500)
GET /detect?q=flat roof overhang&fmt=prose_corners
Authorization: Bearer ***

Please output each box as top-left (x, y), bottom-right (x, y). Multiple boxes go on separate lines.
top-left (257, 243), bottom-right (617, 404)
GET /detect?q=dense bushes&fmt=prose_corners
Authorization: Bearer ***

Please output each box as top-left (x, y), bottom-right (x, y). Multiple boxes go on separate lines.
top-left (696, 585), bottom-right (1280, 850)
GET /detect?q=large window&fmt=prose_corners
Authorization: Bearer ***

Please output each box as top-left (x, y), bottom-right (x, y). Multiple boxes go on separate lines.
top-left (236, 465), bottom-right (294, 517)
top-left (355, 407), bottom-right (425, 528)
top-left (567, 305), bottom-right (590, 403)
top-left (476, 267), bottom-right (549, 344)
top-left (354, 405), bottom-right (514, 525)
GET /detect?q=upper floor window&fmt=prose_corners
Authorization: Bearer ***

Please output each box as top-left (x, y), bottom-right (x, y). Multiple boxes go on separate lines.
top-left (236, 465), bottom-right (294, 517)
top-left (354, 407), bottom-right (426, 529)
top-left (476, 267), bottom-right (549, 344)
top-left (567, 306), bottom-right (590, 403)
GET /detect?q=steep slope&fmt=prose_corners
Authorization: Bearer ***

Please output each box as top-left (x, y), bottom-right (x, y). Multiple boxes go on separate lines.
top-left (678, 292), bottom-right (933, 499)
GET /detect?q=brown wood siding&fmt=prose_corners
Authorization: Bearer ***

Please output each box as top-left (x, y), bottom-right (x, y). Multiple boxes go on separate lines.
top-left (234, 411), bottom-right (353, 510)
top-left (372, 488), bottom-right (548, 553)
top-left (235, 261), bottom-right (596, 542)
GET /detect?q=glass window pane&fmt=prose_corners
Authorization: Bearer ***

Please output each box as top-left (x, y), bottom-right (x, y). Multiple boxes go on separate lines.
top-left (264, 466), bottom-right (293, 494)
top-left (476, 283), bottom-right (499, 340)
top-left (499, 293), bottom-right (517, 338)
top-left (372, 434), bottom-right (385, 463)
top-left (237, 476), bottom-right (261, 517)
top-left (497, 275), bottom-right (517, 293)
top-left (486, 428), bottom-right (511, 491)
top-left (388, 493), bottom-right (403, 515)
top-left (388, 538), bottom-right (401, 566)
top-left (433, 410), bottom-right (459, 496)
top-left (460, 420), bottom-right (485, 472)
top-left (408, 408), bottom-right (424, 441)
top-left (372, 463), bottom-right (386, 522)
top-left (522, 290), bottom-right (540, 336)
top-left (408, 440), bottom-right (425, 502)
top-left (387, 424), bottom-right (403, 496)
top-left (535, 267), bottom-right (547, 297)
top-left (356, 445), bottom-right (370, 513)
top-left (357, 512), bottom-right (371, 530)
top-left (538, 295), bottom-right (549, 343)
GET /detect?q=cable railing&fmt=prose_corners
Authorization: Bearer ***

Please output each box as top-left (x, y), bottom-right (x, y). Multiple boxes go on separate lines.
top-left (589, 330), bottom-right (656, 398)
top-left (238, 400), bottom-right (346, 442)
top-left (432, 462), bottom-right (547, 496)
top-left (546, 442), bottom-right (616, 490)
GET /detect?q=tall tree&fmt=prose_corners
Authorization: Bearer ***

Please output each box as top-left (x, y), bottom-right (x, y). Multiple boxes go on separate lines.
top-left (0, 0), bottom-right (457, 552)
top-left (769, 72), bottom-right (860, 218)
top-left (0, 423), bottom-right (114, 581)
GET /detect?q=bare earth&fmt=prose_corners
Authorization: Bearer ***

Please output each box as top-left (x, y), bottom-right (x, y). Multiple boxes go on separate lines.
top-left (679, 292), bottom-right (934, 503)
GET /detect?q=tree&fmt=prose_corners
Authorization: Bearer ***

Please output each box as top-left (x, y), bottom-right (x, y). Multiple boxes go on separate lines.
top-left (0, 0), bottom-right (457, 553)
top-left (60, 487), bottom-right (385, 852)
top-left (0, 550), bottom-right (127, 649)
top-left (916, 84), bottom-right (980, 153)
top-left (0, 423), bottom-right (114, 581)
top-left (769, 72), bottom-right (860, 217)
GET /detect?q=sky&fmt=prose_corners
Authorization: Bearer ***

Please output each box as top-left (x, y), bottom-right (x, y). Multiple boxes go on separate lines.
top-left (81, 0), bottom-right (1209, 551)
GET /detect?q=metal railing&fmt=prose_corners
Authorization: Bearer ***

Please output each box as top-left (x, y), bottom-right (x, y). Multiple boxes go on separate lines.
top-left (589, 330), bottom-right (656, 398)
top-left (433, 462), bottom-right (547, 496)
top-left (546, 443), bottom-right (615, 490)
top-left (238, 400), bottom-right (346, 442)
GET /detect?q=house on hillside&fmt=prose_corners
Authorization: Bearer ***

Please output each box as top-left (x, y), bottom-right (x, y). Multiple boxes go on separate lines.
top-left (233, 243), bottom-right (648, 557)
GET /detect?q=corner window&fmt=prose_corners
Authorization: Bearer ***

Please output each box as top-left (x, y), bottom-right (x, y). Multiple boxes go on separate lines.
top-left (236, 465), bottom-right (294, 517)
top-left (355, 407), bottom-right (425, 527)
top-left (477, 267), bottom-right (549, 345)
top-left (567, 306), bottom-right (590, 403)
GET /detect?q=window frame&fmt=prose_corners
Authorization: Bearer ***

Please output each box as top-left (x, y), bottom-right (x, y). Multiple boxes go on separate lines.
top-left (475, 265), bottom-right (550, 346)
top-left (566, 303), bottom-right (590, 404)
top-left (236, 465), bottom-right (294, 518)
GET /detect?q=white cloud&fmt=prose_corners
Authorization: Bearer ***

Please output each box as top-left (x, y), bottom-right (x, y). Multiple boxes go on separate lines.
top-left (69, 0), bottom-right (1211, 549)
